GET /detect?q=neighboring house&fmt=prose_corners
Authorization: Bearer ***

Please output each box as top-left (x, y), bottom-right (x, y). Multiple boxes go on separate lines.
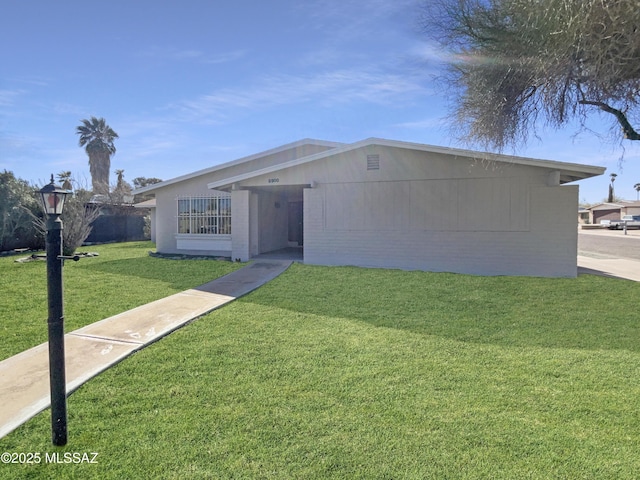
top-left (578, 207), bottom-right (590, 224)
top-left (133, 137), bottom-right (604, 277)
top-left (588, 201), bottom-right (640, 224)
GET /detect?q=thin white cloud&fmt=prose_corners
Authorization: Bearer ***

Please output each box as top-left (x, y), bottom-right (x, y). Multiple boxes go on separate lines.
top-left (170, 68), bottom-right (430, 124)
top-left (0, 131), bottom-right (29, 150)
top-left (202, 50), bottom-right (247, 65)
top-left (109, 118), bottom-right (181, 159)
top-left (137, 46), bottom-right (204, 60)
top-left (50, 101), bottom-right (86, 116)
top-left (394, 117), bottom-right (445, 129)
top-left (123, 135), bottom-right (180, 158)
top-left (0, 89), bottom-right (26, 107)
top-left (293, 0), bottom-right (420, 68)
top-left (299, 0), bottom-right (416, 31)
top-left (136, 47), bottom-right (247, 64)
top-left (6, 76), bottom-right (49, 87)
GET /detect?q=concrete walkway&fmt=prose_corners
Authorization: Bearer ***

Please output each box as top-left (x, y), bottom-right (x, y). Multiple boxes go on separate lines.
top-left (578, 255), bottom-right (640, 282)
top-left (0, 260), bottom-right (292, 440)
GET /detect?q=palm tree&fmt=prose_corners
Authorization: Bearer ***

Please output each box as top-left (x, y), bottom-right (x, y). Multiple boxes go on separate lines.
top-left (56, 171), bottom-right (73, 191)
top-left (608, 173), bottom-right (617, 203)
top-left (635, 183), bottom-right (640, 201)
top-left (76, 117), bottom-right (118, 195)
top-left (115, 169), bottom-right (125, 191)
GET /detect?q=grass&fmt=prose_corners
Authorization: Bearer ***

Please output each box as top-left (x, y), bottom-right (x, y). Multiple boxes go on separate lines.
top-left (0, 242), bottom-right (241, 360)
top-left (1, 245), bottom-right (640, 478)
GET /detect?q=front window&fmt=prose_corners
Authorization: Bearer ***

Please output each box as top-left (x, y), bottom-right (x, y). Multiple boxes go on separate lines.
top-left (177, 195), bottom-right (231, 234)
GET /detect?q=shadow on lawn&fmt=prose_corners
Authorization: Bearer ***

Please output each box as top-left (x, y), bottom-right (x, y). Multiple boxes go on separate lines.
top-left (237, 265), bottom-right (640, 353)
top-left (76, 256), bottom-right (238, 291)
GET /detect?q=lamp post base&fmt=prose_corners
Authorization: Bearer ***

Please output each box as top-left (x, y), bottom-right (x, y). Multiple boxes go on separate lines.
top-left (48, 317), bottom-right (67, 446)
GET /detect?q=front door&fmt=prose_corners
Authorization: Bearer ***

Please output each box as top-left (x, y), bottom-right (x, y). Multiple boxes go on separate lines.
top-left (288, 201), bottom-right (303, 246)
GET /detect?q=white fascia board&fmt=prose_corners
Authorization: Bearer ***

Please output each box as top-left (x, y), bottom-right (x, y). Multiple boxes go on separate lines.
top-left (207, 140), bottom-right (367, 189)
top-left (366, 138), bottom-right (606, 180)
top-left (207, 137), bottom-right (606, 189)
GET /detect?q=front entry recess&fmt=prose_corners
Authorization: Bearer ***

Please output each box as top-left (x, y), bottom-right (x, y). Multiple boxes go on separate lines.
top-left (288, 201), bottom-right (303, 246)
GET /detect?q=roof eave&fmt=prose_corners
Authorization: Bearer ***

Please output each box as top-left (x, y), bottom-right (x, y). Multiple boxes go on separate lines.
top-left (132, 138), bottom-right (344, 195)
top-left (559, 167), bottom-right (607, 184)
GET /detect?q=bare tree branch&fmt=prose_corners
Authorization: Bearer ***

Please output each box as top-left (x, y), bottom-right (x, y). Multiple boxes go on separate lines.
top-left (578, 100), bottom-right (640, 140)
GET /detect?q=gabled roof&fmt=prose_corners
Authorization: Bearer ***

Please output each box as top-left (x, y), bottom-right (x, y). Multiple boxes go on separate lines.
top-left (133, 137), bottom-right (605, 195)
top-left (589, 201), bottom-right (640, 210)
top-left (588, 202), bottom-right (624, 210)
top-left (206, 137), bottom-right (606, 190)
top-left (133, 138), bottom-right (344, 194)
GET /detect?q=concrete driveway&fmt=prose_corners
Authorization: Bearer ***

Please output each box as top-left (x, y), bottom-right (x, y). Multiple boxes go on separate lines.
top-left (578, 228), bottom-right (640, 281)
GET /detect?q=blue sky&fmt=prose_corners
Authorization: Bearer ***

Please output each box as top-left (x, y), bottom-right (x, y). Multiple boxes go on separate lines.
top-left (1, 0), bottom-right (639, 203)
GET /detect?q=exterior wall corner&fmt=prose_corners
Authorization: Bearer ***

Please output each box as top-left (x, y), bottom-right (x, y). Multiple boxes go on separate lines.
top-left (231, 189), bottom-right (251, 261)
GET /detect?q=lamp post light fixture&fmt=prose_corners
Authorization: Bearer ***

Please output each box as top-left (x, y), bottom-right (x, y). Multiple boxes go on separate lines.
top-left (39, 175), bottom-right (71, 446)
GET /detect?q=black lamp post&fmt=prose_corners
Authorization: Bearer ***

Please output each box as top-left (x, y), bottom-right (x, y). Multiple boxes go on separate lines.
top-left (39, 175), bottom-right (71, 446)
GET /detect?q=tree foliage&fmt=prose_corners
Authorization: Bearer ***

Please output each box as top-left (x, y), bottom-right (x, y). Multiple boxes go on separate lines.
top-left (57, 171), bottom-right (73, 190)
top-left (422, 0), bottom-right (640, 151)
top-left (76, 117), bottom-right (119, 194)
top-left (108, 169), bottom-right (134, 207)
top-left (132, 177), bottom-right (163, 189)
top-left (132, 176), bottom-right (162, 203)
top-left (30, 175), bottom-right (102, 256)
top-left (114, 169), bottom-right (127, 191)
top-left (0, 170), bottom-right (42, 251)
top-left (59, 189), bottom-right (102, 255)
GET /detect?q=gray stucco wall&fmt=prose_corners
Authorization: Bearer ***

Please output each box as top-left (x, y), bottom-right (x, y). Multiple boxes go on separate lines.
top-left (297, 146), bottom-right (577, 277)
top-left (303, 183), bottom-right (578, 277)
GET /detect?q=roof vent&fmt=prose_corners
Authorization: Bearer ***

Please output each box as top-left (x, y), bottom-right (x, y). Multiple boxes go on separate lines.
top-left (367, 154), bottom-right (380, 170)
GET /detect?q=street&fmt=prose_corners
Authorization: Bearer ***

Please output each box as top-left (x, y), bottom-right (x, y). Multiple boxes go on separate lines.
top-left (578, 228), bottom-right (640, 261)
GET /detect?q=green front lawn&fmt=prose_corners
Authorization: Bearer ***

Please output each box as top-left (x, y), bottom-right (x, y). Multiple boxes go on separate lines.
top-left (1, 245), bottom-right (639, 478)
top-left (0, 242), bottom-right (241, 360)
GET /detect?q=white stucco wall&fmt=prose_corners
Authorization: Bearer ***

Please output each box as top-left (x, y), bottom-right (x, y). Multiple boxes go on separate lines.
top-left (231, 189), bottom-right (251, 261)
top-left (151, 177), bottom-right (231, 256)
top-left (146, 142), bottom-right (335, 256)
